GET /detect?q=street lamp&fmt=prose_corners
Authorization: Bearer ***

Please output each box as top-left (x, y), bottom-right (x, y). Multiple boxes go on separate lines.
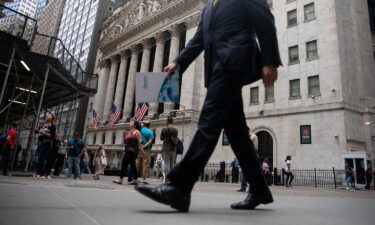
top-left (170, 104), bottom-right (186, 141)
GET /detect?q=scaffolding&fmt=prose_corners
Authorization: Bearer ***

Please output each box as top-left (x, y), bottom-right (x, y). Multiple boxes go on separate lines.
top-left (0, 4), bottom-right (98, 171)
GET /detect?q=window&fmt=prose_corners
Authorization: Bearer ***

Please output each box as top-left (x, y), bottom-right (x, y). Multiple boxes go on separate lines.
top-left (290, 79), bottom-right (301, 98)
top-left (304, 3), bottom-right (316, 21)
top-left (306, 40), bottom-right (318, 60)
top-left (266, 0), bottom-right (273, 8)
top-left (102, 133), bottom-right (105, 144)
top-left (250, 87), bottom-right (259, 104)
top-left (287, 9), bottom-right (297, 27)
top-left (289, 45), bottom-right (299, 64)
top-left (265, 84), bottom-right (274, 102)
top-left (308, 75), bottom-right (320, 96)
top-left (112, 132), bottom-right (116, 144)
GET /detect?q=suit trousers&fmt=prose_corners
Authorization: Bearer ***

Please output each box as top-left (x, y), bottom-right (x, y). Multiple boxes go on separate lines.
top-left (167, 69), bottom-right (268, 194)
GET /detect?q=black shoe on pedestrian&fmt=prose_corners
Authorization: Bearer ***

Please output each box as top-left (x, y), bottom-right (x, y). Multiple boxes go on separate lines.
top-left (231, 189), bottom-right (273, 210)
top-left (135, 183), bottom-right (191, 212)
top-left (237, 188), bottom-right (246, 192)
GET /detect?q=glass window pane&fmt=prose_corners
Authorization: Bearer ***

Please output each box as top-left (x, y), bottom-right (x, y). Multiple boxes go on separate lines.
top-left (265, 85), bottom-right (274, 102)
top-left (304, 3), bottom-right (316, 21)
top-left (308, 76), bottom-right (320, 95)
top-left (250, 87), bottom-right (259, 104)
top-left (289, 45), bottom-right (299, 64)
top-left (290, 79), bottom-right (300, 97)
top-left (287, 9), bottom-right (297, 27)
top-left (307, 41), bottom-right (318, 59)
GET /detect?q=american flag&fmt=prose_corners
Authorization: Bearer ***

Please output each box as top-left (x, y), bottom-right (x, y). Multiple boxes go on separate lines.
top-left (108, 104), bottom-right (121, 128)
top-left (134, 103), bottom-right (148, 122)
top-left (92, 109), bottom-right (101, 129)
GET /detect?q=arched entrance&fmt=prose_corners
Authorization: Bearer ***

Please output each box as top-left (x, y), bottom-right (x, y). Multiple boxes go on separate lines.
top-left (256, 131), bottom-right (274, 169)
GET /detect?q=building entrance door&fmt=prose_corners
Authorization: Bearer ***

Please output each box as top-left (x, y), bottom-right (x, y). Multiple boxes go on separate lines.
top-left (256, 131), bottom-right (273, 169)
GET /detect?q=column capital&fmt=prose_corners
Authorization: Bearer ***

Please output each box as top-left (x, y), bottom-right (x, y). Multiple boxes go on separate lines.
top-left (168, 24), bottom-right (184, 37)
top-left (154, 32), bottom-right (168, 44)
top-left (141, 38), bottom-right (154, 50)
top-left (99, 58), bottom-right (111, 68)
top-left (129, 45), bottom-right (141, 55)
top-left (185, 13), bottom-right (201, 30)
top-left (119, 50), bottom-right (130, 59)
top-left (110, 54), bottom-right (120, 63)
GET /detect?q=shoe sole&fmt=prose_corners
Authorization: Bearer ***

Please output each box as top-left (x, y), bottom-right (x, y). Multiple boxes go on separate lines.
top-left (231, 198), bottom-right (274, 210)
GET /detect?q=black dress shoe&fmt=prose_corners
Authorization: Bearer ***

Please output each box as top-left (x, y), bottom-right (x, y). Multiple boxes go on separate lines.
top-left (135, 183), bottom-right (191, 212)
top-left (231, 189), bottom-right (273, 210)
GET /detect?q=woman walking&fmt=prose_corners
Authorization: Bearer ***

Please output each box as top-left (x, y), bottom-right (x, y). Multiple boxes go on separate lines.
top-left (113, 121), bottom-right (142, 185)
top-left (284, 156), bottom-right (294, 187)
top-left (93, 145), bottom-right (106, 180)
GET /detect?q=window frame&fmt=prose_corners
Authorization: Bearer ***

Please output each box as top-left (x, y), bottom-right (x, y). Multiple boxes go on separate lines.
top-left (265, 84), bottom-right (275, 103)
top-left (304, 2), bottom-right (316, 22)
top-left (306, 40), bottom-right (318, 61)
top-left (308, 75), bottom-right (321, 96)
top-left (288, 45), bottom-right (300, 65)
top-left (287, 9), bottom-right (298, 28)
top-left (289, 79), bottom-right (301, 99)
top-left (250, 87), bottom-right (260, 104)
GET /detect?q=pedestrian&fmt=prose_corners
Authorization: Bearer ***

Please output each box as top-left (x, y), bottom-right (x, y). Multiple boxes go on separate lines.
top-left (238, 129), bottom-right (258, 192)
top-left (365, 164), bottom-right (373, 190)
top-left (1, 121), bottom-right (21, 176)
top-left (136, 121), bottom-right (154, 183)
top-left (135, 0), bottom-right (281, 212)
top-left (53, 137), bottom-right (66, 176)
top-left (231, 158), bottom-right (239, 183)
top-left (35, 114), bottom-right (56, 178)
top-left (80, 149), bottom-right (91, 174)
top-left (262, 158), bottom-right (271, 185)
top-left (44, 115), bottom-right (58, 179)
top-left (284, 156), bottom-right (294, 187)
top-left (66, 132), bottom-right (85, 180)
top-left (113, 121), bottom-right (142, 185)
top-left (93, 145), bottom-right (106, 180)
top-left (159, 117), bottom-right (178, 176)
top-left (345, 163), bottom-right (355, 190)
top-left (153, 153), bottom-right (166, 183)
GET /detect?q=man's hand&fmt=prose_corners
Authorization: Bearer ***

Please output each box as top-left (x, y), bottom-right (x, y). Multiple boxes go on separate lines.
top-left (163, 62), bottom-right (179, 78)
top-left (262, 65), bottom-right (278, 87)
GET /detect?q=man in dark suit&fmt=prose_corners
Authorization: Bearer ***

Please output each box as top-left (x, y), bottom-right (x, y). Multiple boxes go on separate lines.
top-left (135, 0), bottom-right (282, 212)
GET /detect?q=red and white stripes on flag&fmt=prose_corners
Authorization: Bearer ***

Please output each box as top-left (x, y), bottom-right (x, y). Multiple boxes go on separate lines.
top-left (108, 104), bottom-right (121, 128)
top-left (134, 103), bottom-right (148, 122)
top-left (92, 109), bottom-right (101, 129)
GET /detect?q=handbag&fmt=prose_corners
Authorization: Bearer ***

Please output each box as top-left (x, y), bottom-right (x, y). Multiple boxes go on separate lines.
top-left (101, 155), bottom-right (107, 166)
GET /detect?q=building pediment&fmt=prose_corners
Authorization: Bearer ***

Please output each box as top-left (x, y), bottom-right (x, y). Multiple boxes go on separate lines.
top-left (99, 0), bottom-right (199, 51)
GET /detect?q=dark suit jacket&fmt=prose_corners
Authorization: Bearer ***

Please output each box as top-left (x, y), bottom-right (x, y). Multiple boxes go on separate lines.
top-left (175, 0), bottom-right (282, 88)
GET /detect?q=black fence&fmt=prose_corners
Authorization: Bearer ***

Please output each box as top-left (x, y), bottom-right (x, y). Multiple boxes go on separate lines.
top-left (198, 163), bottom-right (347, 189)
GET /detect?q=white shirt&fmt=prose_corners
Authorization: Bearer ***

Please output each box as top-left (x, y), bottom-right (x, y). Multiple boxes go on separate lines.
top-left (285, 160), bottom-right (292, 172)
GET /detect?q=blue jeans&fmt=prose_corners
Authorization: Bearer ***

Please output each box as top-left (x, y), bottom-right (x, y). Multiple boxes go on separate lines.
top-left (346, 174), bottom-right (355, 189)
top-left (67, 157), bottom-right (81, 179)
top-left (240, 172), bottom-right (247, 190)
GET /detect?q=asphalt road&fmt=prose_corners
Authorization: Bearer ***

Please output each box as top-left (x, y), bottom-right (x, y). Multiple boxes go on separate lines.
top-left (0, 181), bottom-right (374, 225)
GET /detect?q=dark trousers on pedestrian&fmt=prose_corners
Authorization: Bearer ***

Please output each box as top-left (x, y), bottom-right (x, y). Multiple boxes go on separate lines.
top-left (232, 168), bottom-right (239, 183)
top-left (53, 153), bottom-right (65, 176)
top-left (37, 144), bottom-right (48, 176)
top-left (167, 71), bottom-right (268, 194)
top-left (365, 176), bottom-right (372, 189)
top-left (45, 150), bottom-right (57, 176)
top-left (1, 146), bottom-right (12, 175)
top-left (120, 150), bottom-right (138, 180)
top-left (286, 172), bottom-right (294, 186)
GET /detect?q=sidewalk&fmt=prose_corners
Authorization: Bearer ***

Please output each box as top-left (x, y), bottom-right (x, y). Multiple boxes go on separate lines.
top-left (1, 173), bottom-right (374, 199)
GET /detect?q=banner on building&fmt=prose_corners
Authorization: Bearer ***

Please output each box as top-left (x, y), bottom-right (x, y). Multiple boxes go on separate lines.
top-left (300, 125), bottom-right (312, 144)
top-left (135, 72), bottom-right (180, 103)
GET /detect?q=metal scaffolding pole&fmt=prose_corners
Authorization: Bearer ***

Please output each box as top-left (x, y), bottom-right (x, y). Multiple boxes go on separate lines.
top-left (0, 47), bottom-right (16, 109)
top-left (11, 75), bottom-right (35, 169)
top-left (25, 65), bottom-right (50, 172)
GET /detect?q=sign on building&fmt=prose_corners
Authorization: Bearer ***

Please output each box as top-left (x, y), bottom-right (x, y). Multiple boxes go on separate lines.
top-left (300, 125), bottom-right (312, 144)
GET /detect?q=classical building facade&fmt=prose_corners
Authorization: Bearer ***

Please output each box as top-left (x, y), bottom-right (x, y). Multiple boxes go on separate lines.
top-left (84, 0), bottom-right (375, 174)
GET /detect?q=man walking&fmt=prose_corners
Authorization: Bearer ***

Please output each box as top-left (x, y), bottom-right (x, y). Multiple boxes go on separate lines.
top-left (67, 133), bottom-right (85, 180)
top-left (137, 121), bottom-right (154, 182)
top-left (1, 121), bottom-right (20, 176)
top-left (135, 0), bottom-right (281, 212)
top-left (160, 117), bottom-right (178, 175)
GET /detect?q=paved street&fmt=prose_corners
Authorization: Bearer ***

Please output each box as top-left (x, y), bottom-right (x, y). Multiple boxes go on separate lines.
top-left (0, 175), bottom-right (374, 225)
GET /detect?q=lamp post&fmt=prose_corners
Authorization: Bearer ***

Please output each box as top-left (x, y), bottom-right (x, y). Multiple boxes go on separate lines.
top-left (170, 104), bottom-right (186, 141)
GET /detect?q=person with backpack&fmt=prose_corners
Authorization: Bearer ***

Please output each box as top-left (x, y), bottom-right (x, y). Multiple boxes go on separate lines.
top-left (1, 121), bottom-right (21, 176)
top-left (160, 117), bottom-right (178, 175)
top-left (136, 121), bottom-right (154, 183)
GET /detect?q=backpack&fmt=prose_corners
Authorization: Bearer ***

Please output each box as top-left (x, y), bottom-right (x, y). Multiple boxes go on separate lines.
top-left (0, 133), bottom-right (8, 149)
top-left (176, 138), bottom-right (184, 155)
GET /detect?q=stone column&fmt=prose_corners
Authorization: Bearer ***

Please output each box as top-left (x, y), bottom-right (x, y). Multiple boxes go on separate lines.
top-left (140, 39), bottom-right (152, 72)
top-left (113, 51), bottom-right (129, 109)
top-left (96, 59), bottom-right (111, 117)
top-left (122, 45), bottom-right (140, 120)
top-left (103, 55), bottom-right (120, 121)
top-left (180, 14), bottom-right (202, 112)
top-left (148, 32), bottom-right (166, 118)
top-left (163, 24), bottom-right (182, 116)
